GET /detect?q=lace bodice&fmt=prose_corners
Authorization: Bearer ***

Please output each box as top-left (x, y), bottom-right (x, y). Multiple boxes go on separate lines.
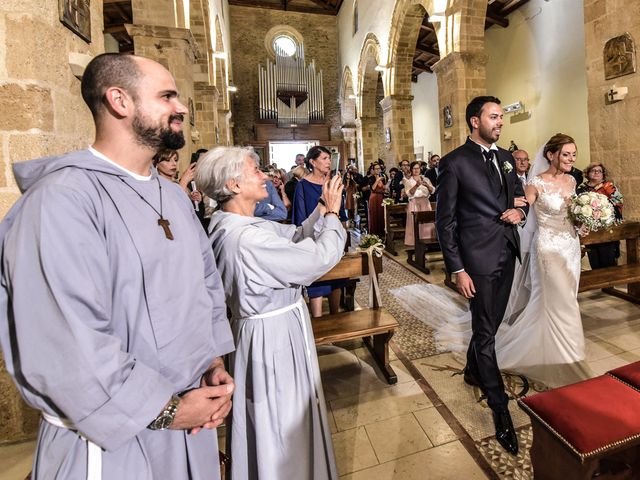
top-left (529, 175), bottom-right (576, 235)
top-left (529, 175), bottom-right (580, 281)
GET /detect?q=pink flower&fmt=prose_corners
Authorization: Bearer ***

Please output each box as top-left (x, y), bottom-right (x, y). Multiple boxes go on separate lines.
top-left (591, 199), bottom-right (599, 207)
top-left (593, 210), bottom-right (601, 219)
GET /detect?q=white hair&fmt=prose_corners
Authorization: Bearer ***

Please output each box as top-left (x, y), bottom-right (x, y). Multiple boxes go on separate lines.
top-left (195, 146), bottom-right (259, 203)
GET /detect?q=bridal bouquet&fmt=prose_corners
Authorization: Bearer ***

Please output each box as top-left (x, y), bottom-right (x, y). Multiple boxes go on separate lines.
top-left (569, 191), bottom-right (616, 232)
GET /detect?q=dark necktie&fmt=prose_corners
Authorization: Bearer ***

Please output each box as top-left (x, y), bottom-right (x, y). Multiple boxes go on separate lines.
top-left (483, 150), bottom-right (501, 193)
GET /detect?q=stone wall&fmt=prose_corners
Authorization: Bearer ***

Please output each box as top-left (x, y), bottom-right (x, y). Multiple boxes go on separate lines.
top-left (228, 5), bottom-right (342, 144)
top-left (584, 0), bottom-right (640, 218)
top-left (0, 0), bottom-right (105, 444)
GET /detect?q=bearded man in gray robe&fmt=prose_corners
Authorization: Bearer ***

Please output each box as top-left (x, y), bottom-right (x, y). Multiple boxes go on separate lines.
top-left (0, 53), bottom-right (235, 479)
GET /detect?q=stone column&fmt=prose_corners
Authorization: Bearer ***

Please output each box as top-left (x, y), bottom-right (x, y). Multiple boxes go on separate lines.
top-left (194, 83), bottom-right (220, 147)
top-left (217, 109), bottom-right (232, 146)
top-left (432, 52), bottom-right (488, 155)
top-left (380, 95), bottom-right (415, 167)
top-left (126, 24), bottom-right (199, 170)
top-left (356, 116), bottom-right (378, 172)
top-left (341, 127), bottom-right (357, 160)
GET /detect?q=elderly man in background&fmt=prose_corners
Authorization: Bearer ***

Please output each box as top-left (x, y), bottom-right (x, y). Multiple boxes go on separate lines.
top-left (513, 149), bottom-right (530, 186)
top-left (0, 53), bottom-right (234, 479)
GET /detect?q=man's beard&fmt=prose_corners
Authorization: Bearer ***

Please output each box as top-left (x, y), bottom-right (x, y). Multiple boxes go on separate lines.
top-left (478, 123), bottom-right (500, 145)
top-left (133, 113), bottom-right (186, 150)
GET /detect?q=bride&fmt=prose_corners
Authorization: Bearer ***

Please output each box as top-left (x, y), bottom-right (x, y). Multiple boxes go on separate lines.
top-left (493, 133), bottom-right (591, 387)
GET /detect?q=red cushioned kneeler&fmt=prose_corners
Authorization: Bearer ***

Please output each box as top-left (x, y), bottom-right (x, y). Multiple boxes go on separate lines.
top-left (608, 360), bottom-right (640, 390)
top-left (519, 375), bottom-right (640, 479)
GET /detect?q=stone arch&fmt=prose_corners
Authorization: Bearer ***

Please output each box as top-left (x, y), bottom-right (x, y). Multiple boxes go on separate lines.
top-left (357, 33), bottom-right (383, 119)
top-left (339, 66), bottom-right (356, 128)
top-left (387, 0), bottom-right (439, 97)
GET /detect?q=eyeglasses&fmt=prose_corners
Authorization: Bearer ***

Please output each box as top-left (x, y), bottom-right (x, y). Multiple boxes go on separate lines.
top-left (590, 169), bottom-right (603, 173)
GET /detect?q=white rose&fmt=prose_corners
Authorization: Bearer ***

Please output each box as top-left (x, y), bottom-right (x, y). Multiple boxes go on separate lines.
top-left (581, 205), bottom-right (593, 216)
top-left (577, 195), bottom-right (590, 205)
top-left (573, 206), bottom-right (583, 214)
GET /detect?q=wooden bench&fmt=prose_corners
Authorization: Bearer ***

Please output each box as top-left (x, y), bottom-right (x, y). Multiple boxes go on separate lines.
top-left (383, 203), bottom-right (408, 256)
top-left (312, 253), bottom-right (399, 384)
top-left (579, 221), bottom-right (640, 303)
top-left (406, 210), bottom-right (439, 274)
top-left (519, 360), bottom-right (640, 479)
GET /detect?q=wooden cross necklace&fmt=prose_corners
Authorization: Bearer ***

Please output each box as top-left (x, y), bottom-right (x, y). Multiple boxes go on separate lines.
top-left (120, 177), bottom-right (174, 240)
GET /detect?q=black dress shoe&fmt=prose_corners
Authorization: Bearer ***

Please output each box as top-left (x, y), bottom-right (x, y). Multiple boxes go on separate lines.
top-left (463, 368), bottom-right (482, 388)
top-left (493, 410), bottom-right (519, 455)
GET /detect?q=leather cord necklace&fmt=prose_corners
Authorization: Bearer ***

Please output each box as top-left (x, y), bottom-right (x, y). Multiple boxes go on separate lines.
top-left (119, 177), bottom-right (174, 240)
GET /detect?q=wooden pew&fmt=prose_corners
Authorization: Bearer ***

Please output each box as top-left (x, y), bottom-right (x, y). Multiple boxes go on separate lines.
top-left (579, 221), bottom-right (640, 303)
top-left (312, 253), bottom-right (399, 384)
top-left (383, 203), bottom-right (408, 256)
top-left (406, 210), bottom-right (439, 274)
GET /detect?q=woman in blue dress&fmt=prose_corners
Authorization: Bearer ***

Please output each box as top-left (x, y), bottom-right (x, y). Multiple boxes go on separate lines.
top-left (293, 146), bottom-right (347, 317)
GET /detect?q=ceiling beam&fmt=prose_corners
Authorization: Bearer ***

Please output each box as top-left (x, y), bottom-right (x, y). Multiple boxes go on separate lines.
top-left (305, 0), bottom-right (336, 12)
top-left (485, 13), bottom-right (508, 28)
top-left (500, 0), bottom-right (530, 16)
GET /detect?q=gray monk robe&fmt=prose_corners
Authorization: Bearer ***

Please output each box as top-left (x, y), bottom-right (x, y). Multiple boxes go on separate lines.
top-left (0, 150), bottom-right (234, 479)
top-left (208, 209), bottom-right (345, 480)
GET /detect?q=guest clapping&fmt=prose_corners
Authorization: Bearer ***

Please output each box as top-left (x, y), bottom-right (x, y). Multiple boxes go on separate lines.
top-left (402, 161), bottom-right (436, 246)
top-left (197, 146), bottom-right (344, 480)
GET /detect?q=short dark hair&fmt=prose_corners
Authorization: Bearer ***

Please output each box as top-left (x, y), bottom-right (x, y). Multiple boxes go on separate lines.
top-left (389, 167), bottom-right (399, 174)
top-left (465, 96), bottom-right (501, 133)
top-left (305, 145), bottom-right (331, 171)
top-left (81, 53), bottom-right (142, 118)
top-left (410, 161), bottom-right (421, 171)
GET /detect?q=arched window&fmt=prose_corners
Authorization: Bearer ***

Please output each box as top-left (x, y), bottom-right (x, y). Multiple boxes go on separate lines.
top-left (264, 26), bottom-right (304, 58)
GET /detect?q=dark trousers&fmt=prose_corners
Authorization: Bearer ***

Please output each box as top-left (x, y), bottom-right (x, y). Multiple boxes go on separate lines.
top-left (587, 242), bottom-right (619, 269)
top-left (466, 243), bottom-right (516, 413)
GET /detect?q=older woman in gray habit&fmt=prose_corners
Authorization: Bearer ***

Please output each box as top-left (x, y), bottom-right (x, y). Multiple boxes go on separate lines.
top-left (196, 146), bottom-right (344, 480)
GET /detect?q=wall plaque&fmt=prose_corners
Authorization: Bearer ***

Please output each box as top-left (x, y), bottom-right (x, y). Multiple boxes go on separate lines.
top-left (604, 33), bottom-right (636, 80)
top-left (443, 105), bottom-right (453, 128)
top-left (59, 0), bottom-right (91, 43)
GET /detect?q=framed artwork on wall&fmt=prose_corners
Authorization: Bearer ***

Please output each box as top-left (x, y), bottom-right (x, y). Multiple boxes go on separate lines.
top-left (59, 0), bottom-right (91, 43)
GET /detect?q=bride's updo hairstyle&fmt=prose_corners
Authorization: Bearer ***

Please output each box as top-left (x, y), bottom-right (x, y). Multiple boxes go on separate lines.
top-left (543, 133), bottom-right (576, 162)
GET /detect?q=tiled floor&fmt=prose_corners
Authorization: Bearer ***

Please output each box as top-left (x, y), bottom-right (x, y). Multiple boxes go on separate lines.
top-left (4, 243), bottom-right (640, 479)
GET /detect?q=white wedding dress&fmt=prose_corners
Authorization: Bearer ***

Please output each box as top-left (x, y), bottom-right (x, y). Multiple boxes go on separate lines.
top-left (392, 172), bottom-right (591, 387)
top-left (494, 174), bottom-right (590, 386)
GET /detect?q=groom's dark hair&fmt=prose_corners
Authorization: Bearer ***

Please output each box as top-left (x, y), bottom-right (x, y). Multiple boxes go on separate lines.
top-left (466, 96), bottom-right (501, 133)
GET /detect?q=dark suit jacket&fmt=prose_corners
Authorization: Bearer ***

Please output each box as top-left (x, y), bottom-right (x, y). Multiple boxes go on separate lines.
top-left (436, 138), bottom-right (528, 275)
top-left (425, 167), bottom-right (438, 202)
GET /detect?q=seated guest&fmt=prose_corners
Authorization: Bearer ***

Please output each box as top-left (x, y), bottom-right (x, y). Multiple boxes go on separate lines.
top-left (402, 161), bottom-right (436, 246)
top-left (577, 163), bottom-right (624, 268)
top-left (293, 146), bottom-right (347, 317)
top-left (254, 175), bottom-right (287, 221)
top-left (197, 146), bottom-right (344, 480)
top-left (269, 168), bottom-right (291, 211)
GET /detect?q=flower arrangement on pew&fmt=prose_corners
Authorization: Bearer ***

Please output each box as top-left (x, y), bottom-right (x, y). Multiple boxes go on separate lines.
top-left (357, 234), bottom-right (385, 257)
top-left (381, 198), bottom-right (395, 207)
top-left (569, 191), bottom-right (618, 233)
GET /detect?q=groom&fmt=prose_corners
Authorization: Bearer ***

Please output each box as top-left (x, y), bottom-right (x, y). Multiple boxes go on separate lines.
top-left (436, 96), bottom-right (527, 455)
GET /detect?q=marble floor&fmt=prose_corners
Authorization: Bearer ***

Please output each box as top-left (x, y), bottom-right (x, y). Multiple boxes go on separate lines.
top-left (3, 244), bottom-right (640, 479)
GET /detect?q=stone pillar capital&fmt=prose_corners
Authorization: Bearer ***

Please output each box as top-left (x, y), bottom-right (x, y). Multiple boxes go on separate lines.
top-left (379, 95), bottom-right (414, 113)
top-left (432, 51), bottom-right (488, 75)
top-left (125, 24), bottom-right (199, 62)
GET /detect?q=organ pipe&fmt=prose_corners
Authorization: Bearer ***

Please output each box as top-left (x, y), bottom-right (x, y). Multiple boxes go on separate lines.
top-left (257, 42), bottom-right (325, 125)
